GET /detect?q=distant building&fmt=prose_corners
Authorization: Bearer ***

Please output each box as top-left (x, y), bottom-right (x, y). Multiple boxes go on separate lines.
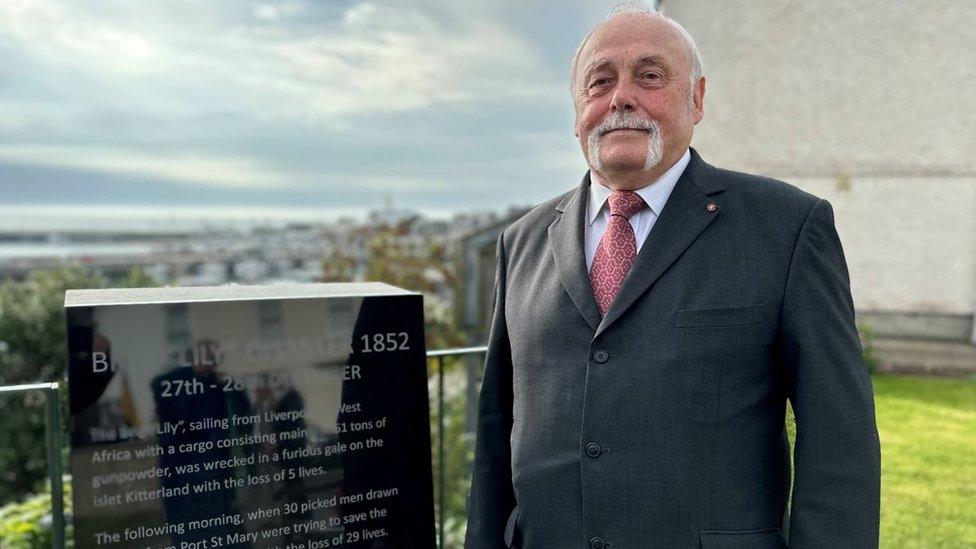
top-left (367, 194), bottom-right (420, 232)
top-left (453, 210), bottom-right (530, 341)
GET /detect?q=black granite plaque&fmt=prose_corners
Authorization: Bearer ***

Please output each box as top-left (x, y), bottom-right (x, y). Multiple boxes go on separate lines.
top-left (65, 283), bottom-right (435, 549)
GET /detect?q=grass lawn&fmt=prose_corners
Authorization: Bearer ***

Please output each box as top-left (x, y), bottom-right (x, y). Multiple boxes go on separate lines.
top-left (788, 374), bottom-right (976, 547)
top-left (872, 374), bottom-right (976, 548)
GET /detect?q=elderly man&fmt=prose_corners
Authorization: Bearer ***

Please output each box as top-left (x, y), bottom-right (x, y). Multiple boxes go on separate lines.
top-left (464, 5), bottom-right (881, 549)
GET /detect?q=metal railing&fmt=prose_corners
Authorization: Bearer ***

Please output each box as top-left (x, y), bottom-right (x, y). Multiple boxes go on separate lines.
top-left (0, 346), bottom-right (487, 549)
top-left (428, 345), bottom-right (487, 549)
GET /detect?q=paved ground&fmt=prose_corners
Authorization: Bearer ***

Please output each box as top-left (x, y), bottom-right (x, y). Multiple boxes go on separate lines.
top-left (873, 338), bottom-right (976, 378)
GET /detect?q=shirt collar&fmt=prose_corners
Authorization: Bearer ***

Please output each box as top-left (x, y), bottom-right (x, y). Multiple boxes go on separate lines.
top-left (587, 148), bottom-right (691, 225)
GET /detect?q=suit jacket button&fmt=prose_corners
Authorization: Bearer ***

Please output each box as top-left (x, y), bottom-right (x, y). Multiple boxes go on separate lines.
top-left (589, 536), bottom-right (607, 549)
top-left (593, 349), bottom-right (609, 363)
top-left (584, 441), bottom-right (602, 458)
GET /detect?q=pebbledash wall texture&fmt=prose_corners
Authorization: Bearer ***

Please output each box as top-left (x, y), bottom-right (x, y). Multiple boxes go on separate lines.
top-left (660, 0), bottom-right (976, 342)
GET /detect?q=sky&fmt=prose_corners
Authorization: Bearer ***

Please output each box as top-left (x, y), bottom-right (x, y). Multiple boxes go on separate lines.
top-left (0, 0), bottom-right (620, 226)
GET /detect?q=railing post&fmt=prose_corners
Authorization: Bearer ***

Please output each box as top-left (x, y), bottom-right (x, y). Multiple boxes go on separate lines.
top-left (46, 382), bottom-right (65, 549)
top-left (438, 354), bottom-right (445, 549)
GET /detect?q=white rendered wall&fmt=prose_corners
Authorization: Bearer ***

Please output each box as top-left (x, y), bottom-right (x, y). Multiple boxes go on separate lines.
top-left (661, 0), bottom-right (976, 330)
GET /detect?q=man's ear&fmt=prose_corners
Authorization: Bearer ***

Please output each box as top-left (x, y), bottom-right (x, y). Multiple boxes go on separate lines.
top-left (572, 93), bottom-right (584, 137)
top-left (692, 76), bottom-right (705, 124)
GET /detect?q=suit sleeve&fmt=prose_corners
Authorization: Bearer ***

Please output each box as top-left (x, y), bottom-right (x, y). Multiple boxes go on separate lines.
top-left (777, 199), bottom-right (881, 548)
top-left (464, 233), bottom-right (517, 549)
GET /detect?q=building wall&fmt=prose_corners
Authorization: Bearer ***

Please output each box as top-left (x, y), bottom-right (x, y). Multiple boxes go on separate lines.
top-left (661, 0), bottom-right (976, 339)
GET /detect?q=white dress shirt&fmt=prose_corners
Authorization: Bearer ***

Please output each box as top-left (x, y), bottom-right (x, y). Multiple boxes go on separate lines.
top-left (585, 148), bottom-right (691, 271)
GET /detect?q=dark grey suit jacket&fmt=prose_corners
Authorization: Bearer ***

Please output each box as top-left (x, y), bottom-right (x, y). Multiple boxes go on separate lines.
top-left (464, 149), bottom-right (881, 548)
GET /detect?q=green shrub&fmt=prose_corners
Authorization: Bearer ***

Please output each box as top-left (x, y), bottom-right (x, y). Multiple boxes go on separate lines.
top-left (858, 322), bottom-right (882, 374)
top-left (0, 476), bottom-right (72, 548)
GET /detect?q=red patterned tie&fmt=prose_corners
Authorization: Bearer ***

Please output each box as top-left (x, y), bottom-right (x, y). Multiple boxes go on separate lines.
top-left (590, 190), bottom-right (646, 316)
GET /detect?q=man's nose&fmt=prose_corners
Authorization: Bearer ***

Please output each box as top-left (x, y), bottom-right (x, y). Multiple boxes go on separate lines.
top-left (610, 79), bottom-right (637, 111)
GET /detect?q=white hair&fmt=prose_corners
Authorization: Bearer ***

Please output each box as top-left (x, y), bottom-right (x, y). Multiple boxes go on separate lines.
top-left (570, 1), bottom-right (704, 98)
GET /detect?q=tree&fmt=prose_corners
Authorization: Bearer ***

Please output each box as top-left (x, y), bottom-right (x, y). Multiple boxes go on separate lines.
top-left (322, 227), bottom-right (465, 349)
top-left (0, 267), bottom-right (155, 505)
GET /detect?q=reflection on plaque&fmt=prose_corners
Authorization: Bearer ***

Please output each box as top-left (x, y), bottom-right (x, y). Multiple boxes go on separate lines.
top-left (66, 283), bottom-right (435, 549)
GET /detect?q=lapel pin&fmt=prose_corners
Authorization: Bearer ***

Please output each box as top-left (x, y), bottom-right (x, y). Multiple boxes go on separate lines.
top-left (706, 202), bottom-right (718, 212)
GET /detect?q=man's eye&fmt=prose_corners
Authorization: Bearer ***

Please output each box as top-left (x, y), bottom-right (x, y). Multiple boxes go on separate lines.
top-left (589, 78), bottom-right (610, 88)
top-left (641, 72), bottom-right (662, 81)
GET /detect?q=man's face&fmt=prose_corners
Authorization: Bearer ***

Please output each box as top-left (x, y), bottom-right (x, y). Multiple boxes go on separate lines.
top-left (573, 14), bottom-right (704, 183)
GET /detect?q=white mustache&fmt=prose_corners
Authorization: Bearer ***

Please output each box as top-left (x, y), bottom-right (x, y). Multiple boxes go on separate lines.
top-left (586, 112), bottom-right (663, 172)
top-left (593, 112), bottom-right (659, 135)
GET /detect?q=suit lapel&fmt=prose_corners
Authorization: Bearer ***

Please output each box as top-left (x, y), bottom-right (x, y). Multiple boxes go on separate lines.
top-left (594, 149), bottom-right (726, 339)
top-left (548, 173), bottom-right (602, 332)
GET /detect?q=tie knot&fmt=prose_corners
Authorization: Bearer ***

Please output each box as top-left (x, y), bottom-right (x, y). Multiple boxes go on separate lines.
top-left (608, 190), bottom-right (645, 219)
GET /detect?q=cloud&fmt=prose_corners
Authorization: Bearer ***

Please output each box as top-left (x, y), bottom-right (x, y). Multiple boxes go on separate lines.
top-left (0, 0), bottom-right (598, 211)
top-left (0, 144), bottom-right (291, 188)
top-left (0, 0), bottom-right (561, 121)
top-left (253, 1), bottom-right (305, 21)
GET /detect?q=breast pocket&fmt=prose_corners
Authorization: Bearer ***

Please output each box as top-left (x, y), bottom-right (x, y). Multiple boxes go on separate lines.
top-left (672, 303), bottom-right (771, 423)
top-left (675, 303), bottom-right (767, 328)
